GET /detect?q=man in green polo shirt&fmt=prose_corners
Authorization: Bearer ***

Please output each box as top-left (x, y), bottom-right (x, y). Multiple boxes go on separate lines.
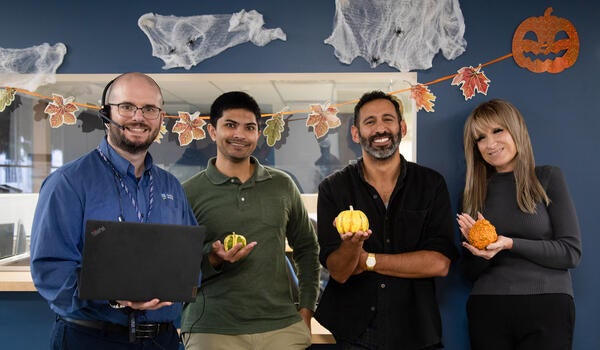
top-left (180, 91), bottom-right (320, 350)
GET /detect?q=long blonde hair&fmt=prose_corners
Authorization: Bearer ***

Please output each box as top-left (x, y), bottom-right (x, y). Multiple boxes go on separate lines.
top-left (462, 99), bottom-right (549, 216)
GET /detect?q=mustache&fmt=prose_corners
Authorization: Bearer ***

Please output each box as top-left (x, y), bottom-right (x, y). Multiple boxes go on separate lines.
top-left (122, 122), bottom-right (150, 129)
top-left (227, 137), bottom-right (250, 145)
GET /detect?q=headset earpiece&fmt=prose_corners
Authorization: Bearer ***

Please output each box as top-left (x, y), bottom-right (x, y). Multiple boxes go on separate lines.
top-left (99, 77), bottom-right (117, 122)
top-left (99, 105), bottom-right (111, 120)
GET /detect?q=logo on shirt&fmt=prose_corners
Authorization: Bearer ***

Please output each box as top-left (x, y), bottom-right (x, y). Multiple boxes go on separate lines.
top-left (161, 193), bottom-right (174, 201)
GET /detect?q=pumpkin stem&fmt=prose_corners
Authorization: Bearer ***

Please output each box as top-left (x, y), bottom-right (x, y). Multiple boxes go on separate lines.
top-left (349, 205), bottom-right (354, 211)
top-left (544, 7), bottom-right (553, 17)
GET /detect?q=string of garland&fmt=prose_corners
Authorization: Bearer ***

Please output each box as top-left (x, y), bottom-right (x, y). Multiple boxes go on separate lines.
top-left (0, 53), bottom-right (514, 146)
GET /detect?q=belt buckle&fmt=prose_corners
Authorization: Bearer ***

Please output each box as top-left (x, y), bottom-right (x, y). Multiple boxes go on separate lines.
top-left (134, 322), bottom-right (160, 339)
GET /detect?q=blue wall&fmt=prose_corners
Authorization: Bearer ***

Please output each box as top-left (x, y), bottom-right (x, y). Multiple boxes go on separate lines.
top-left (2, 1), bottom-right (598, 348)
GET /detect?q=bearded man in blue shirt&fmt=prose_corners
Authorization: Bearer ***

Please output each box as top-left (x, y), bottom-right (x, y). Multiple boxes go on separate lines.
top-left (30, 72), bottom-right (198, 350)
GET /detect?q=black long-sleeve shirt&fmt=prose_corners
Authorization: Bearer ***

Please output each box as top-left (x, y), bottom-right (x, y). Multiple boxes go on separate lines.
top-left (315, 156), bottom-right (457, 350)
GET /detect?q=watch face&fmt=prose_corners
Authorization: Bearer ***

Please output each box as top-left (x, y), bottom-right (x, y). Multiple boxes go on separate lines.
top-left (366, 256), bottom-right (376, 267)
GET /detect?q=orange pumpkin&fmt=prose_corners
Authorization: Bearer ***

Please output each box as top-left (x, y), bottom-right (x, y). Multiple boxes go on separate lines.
top-left (335, 206), bottom-right (369, 234)
top-left (223, 232), bottom-right (247, 251)
top-left (468, 219), bottom-right (498, 249)
top-left (512, 7), bottom-right (579, 73)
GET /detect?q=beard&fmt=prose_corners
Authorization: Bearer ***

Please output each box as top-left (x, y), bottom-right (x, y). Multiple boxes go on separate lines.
top-left (359, 131), bottom-right (401, 160)
top-left (107, 123), bottom-right (159, 155)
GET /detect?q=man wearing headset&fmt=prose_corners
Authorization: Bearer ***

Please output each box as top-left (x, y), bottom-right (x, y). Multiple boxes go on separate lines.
top-left (30, 72), bottom-right (198, 350)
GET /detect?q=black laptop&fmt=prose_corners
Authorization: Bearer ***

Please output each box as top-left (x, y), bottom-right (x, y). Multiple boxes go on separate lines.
top-left (79, 220), bottom-right (205, 302)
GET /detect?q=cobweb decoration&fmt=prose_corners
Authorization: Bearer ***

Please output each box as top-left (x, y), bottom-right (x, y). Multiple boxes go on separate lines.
top-left (0, 43), bottom-right (67, 91)
top-left (325, 0), bottom-right (466, 72)
top-left (138, 10), bottom-right (286, 70)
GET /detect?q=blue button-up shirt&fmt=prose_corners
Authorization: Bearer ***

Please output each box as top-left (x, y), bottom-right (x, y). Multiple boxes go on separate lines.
top-left (30, 138), bottom-right (198, 325)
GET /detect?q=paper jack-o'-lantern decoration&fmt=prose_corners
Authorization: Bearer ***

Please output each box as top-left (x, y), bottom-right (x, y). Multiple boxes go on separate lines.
top-left (512, 7), bottom-right (579, 73)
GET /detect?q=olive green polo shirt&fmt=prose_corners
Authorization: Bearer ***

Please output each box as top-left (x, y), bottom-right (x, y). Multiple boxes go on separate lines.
top-left (181, 157), bottom-right (320, 335)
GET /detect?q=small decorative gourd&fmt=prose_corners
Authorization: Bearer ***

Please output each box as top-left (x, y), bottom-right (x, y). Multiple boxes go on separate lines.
top-left (223, 232), bottom-right (247, 251)
top-left (335, 206), bottom-right (369, 235)
top-left (468, 219), bottom-right (498, 249)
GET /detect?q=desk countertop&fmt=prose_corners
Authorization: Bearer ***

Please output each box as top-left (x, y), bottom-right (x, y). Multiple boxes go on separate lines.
top-left (0, 269), bottom-right (36, 291)
top-left (0, 269), bottom-right (335, 344)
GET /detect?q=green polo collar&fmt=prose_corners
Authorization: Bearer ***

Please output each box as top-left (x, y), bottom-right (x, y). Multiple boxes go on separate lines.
top-left (205, 156), bottom-right (272, 185)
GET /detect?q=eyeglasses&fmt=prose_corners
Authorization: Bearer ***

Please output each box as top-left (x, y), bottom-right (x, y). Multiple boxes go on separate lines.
top-left (108, 103), bottom-right (162, 120)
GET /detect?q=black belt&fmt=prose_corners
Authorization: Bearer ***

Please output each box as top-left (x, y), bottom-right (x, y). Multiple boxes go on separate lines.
top-left (59, 316), bottom-right (173, 340)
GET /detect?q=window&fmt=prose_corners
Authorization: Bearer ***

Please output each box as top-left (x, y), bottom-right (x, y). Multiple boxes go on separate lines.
top-left (1, 72), bottom-right (417, 194)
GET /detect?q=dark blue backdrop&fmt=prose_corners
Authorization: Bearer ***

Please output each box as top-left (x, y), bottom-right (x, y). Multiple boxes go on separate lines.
top-left (1, 1), bottom-right (598, 349)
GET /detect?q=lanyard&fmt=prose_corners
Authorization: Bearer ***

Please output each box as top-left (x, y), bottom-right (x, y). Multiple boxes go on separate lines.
top-left (96, 146), bottom-right (154, 223)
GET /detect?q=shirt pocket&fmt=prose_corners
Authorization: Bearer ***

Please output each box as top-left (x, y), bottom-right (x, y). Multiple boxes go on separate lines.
top-left (153, 195), bottom-right (183, 223)
top-left (395, 209), bottom-right (427, 250)
top-left (258, 195), bottom-right (288, 229)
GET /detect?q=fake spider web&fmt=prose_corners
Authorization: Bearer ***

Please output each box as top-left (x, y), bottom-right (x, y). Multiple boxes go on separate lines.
top-left (0, 42), bottom-right (67, 91)
top-left (138, 10), bottom-right (286, 70)
top-left (325, 0), bottom-right (467, 72)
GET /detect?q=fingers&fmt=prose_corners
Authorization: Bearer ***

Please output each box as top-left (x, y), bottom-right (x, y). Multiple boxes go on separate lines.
top-left (340, 229), bottom-right (372, 242)
top-left (457, 213), bottom-right (476, 226)
top-left (456, 213), bottom-right (474, 239)
top-left (222, 241), bottom-right (257, 263)
top-left (461, 241), bottom-right (499, 260)
top-left (118, 299), bottom-right (173, 311)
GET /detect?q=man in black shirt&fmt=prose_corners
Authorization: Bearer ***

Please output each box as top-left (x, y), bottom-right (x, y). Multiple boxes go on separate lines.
top-left (315, 91), bottom-right (457, 349)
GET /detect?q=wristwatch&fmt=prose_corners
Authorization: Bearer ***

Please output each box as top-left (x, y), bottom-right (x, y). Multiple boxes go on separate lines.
top-left (366, 253), bottom-right (376, 271)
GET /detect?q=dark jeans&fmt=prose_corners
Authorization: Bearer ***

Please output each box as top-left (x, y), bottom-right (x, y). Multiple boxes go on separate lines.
top-left (51, 316), bottom-right (181, 350)
top-left (467, 294), bottom-right (575, 350)
top-left (336, 323), bottom-right (441, 350)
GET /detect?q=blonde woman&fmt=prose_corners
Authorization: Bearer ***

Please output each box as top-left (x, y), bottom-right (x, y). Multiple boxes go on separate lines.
top-left (457, 99), bottom-right (581, 350)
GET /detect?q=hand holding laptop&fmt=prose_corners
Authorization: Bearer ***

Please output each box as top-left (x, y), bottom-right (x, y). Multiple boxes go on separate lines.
top-left (114, 299), bottom-right (173, 311)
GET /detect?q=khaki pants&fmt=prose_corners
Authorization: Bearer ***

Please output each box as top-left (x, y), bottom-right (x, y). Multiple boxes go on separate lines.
top-left (181, 320), bottom-right (311, 350)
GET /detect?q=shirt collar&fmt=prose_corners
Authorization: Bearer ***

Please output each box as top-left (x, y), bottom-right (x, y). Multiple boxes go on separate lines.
top-left (98, 137), bottom-right (154, 178)
top-left (205, 156), bottom-right (271, 185)
top-left (357, 154), bottom-right (408, 188)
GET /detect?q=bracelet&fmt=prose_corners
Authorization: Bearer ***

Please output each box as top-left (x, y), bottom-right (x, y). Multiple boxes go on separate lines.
top-left (108, 300), bottom-right (126, 309)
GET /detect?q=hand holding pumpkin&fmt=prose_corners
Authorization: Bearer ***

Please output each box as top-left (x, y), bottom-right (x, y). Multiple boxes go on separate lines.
top-left (467, 218), bottom-right (498, 249)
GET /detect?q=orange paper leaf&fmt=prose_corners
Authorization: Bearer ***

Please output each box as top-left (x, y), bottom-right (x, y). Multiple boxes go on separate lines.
top-left (172, 111), bottom-right (206, 146)
top-left (44, 94), bottom-right (79, 128)
top-left (451, 66), bottom-right (490, 100)
top-left (306, 104), bottom-right (341, 139)
top-left (410, 84), bottom-right (436, 112)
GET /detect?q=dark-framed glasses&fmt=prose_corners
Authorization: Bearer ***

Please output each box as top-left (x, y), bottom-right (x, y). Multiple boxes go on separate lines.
top-left (109, 103), bottom-right (162, 120)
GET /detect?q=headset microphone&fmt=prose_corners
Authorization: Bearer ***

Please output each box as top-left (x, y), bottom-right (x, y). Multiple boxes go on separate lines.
top-left (98, 109), bottom-right (126, 130)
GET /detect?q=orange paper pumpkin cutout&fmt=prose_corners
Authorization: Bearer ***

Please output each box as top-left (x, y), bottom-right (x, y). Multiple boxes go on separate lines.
top-left (512, 7), bottom-right (579, 73)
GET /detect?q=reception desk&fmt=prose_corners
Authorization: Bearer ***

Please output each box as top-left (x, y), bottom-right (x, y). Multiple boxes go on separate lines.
top-left (0, 269), bottom-right (335, 344)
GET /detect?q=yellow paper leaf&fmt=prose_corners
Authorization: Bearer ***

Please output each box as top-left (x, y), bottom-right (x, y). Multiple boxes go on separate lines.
top-left (263, 113), bottom-right (286, 146)
top-left (0, 88), bottom-right (16, 112)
